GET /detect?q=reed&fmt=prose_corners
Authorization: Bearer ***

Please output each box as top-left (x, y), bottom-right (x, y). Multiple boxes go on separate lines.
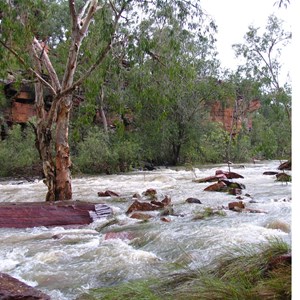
top-left (77, 238), bottom-right (291, 300)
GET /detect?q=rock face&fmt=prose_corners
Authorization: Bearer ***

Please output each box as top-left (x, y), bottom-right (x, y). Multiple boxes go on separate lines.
top-left (0, 272), bottom-right (50, 300)
top-left (210, 99), bottom-right (261, 134)
top-left (0, 201), bottom-right (112, 228)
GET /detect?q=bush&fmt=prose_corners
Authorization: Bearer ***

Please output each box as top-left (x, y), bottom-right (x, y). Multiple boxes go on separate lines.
top-left (0, 125), bottom-right (40, 177)
top-left (72, 127), bottom-right (141, 174)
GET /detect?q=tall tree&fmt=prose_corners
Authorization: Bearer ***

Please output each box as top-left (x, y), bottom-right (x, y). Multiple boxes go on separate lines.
top-left (233, 15), bottom-right (291, 122)
top-left (233, 15), bottom-right (291, 159)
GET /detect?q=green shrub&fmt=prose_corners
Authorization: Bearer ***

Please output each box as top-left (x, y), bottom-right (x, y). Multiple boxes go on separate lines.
top-left (72, 128), bottom-right (141, 174)
top-left (0, 125), bottom-right (40, 177)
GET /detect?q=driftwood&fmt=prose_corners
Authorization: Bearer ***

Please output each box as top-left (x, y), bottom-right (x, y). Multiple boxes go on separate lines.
top-left (0, 201), bottom-right (112, 228)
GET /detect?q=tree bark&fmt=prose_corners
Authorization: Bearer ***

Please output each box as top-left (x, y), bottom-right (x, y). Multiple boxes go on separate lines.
top-left (31, 44), bottom-right (56, 202)
top-left (55, 97), bottom-right (72, 200)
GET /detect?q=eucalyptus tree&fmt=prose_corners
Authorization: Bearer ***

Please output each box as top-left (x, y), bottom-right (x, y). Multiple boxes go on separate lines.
top-left (122, 16), bottom-right (222, 165)
top-left (233, 15), bottom-right (291, 159)
top-left (233, 15), bottom-right (291, 122)
top-left (0, 0), bottom-right (210, 201)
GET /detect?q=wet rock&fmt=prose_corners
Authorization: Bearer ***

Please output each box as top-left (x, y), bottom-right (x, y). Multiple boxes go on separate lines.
top-left (186, 198), bottom-right (202, 204)
top-left (98, 190), bottom-right (120, 197)
top-left (267, 253), bottom-right (291, 271)
top-left (132, 193), bottom-right (142, 199)
top-left (126, 200), bottom-right (161, 214)
top-left (160, 217), bottom-right (171, 222)
top-left (263, 171), bottom-right (279, 175)
top-left (215, 170), bottom-right (244, 179)
top-left (276, 173), bottom-right (291, 182)
top-left (244, 208), bottom-right (267, 214)
top-left (160, 206), bottom-right (175, 216)
top-left (161, 195), bottom-right (171, 206)
top-left (143, 162), bottom-right (156, 171)
top-left (221, 179), bottom-right (246, 190)
top-left (52, 234), bottom-right (63, 240)
top-left (143, 188), bottom-right (157, 199)
top-left (0, 272), bottom-right (50, 299)
top-left (204, 181), bottom-right (227, 192)
top-left (228, 201), bottom-right (245, 211)
top-left (249, 199), bottom-right (258, 203)
top-left (228, 188), bottom-right (242, 196)
top-left (150, 200), bottom-right (165, 208)
top-left (193, 175), bottom-right (223, 183)
top-left (278, 160), bottom-right (291, 171)
top-left (192, 207), bottom-right (226, 220)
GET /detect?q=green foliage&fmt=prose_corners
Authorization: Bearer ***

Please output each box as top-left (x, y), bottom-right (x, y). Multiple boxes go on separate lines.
top-left (0, 125), bottom-right (39, 177)
top-left (77, 279), bottom-right (161, 300)
top-left (72, 127), bottom-right (141, 174)
top-left (196, 122), bottom-right (228, 163)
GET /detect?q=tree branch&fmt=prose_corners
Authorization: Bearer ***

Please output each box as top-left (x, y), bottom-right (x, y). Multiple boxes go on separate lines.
top-left (69, 0), bottom-right (78, 31)
top-left (0, 39), bottom-right (57, 95)
top-left (80, 0), bottom-right (98, 34)
top-left (78, 0), bottom-right (91, 20)
top-left (32, 37), bottom-right (61, 92)
top-left (59, 1), bottom-right (128, 98)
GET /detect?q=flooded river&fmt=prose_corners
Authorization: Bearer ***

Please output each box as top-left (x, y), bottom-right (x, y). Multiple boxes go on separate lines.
top-left (0, 161), bottom-right (291, 299)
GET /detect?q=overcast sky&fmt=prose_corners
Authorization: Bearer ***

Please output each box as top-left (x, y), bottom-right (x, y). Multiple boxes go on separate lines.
top-left (200, 0), bottom-right (293, 78)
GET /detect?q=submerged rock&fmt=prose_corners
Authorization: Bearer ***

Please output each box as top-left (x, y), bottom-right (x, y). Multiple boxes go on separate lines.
top-left (263, 171), bottom-right (279, 175)
top-left (98, 190), bottom-right (120, 197)
top-left (276, 173), bottom-right (291, 182)
top-left (215, 170), bottom-right (244, 179)
top-left (204, 181), bottom-right (227, 192)
top-left (186, 198), bottom-right (202, 204)
top-left (278, 160), bottom-right (291, 171)
top-left (228, 201), bottom-right (245, 211)
top-left (126, 200), bottom-right (161, 214)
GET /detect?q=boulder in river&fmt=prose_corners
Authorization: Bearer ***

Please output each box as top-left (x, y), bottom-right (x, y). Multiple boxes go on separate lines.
top-left (193, 175), bottom-right (224, 183)
top-left (0, 272), bottom-right (50, 300)
top-left (278, 160), bottom-right (291, 171)
top-left (204, 181), bottom-right (227, 192)
top-left (228, 201), bottom-right (245, 211)
top-left (186, 198), bottom-right (202, 204)
top-left (126, 200), bottom-right (160, 214)
top-left (98, 190), bottom-right (120, 197)
top-left (276, 173), bottom-right (291, 182)
top-left (263, 171), bottom-right (279, 175)
top-left (215, 170), bottom-right (244, 179)
top-left (142, 188), bottom-right (157, 199)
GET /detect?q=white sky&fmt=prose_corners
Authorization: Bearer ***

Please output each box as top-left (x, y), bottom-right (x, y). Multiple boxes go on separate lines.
top-left (200, 0), bottom-right (293, 78)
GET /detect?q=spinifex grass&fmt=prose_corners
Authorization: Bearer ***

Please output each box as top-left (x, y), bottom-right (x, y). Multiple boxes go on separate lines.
top-left (77, 238), bottom-right (291, 300)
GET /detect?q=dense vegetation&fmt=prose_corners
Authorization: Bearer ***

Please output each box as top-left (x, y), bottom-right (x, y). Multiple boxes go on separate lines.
top-left (0, 1), bottom-right (291, 178)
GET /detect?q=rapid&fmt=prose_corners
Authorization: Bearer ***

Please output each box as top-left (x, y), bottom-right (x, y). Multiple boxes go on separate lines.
top-left (0, 160), bottom-right (291, 299)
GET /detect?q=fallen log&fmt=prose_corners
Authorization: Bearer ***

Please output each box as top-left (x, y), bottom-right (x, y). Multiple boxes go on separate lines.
top-left (0, 201), bottom-right (112, 228)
